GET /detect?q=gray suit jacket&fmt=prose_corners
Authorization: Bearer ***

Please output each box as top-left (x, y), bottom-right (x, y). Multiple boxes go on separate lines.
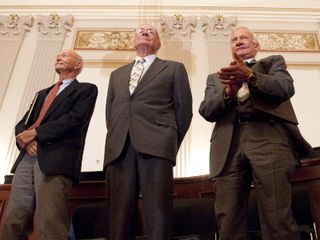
top-left (199, 55), bottom-right (312, 178)
top-left (104, 57), bottom-right (193, 166)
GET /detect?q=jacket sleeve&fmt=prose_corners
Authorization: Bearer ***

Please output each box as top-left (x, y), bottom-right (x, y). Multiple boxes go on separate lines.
top-left (250, 55), bottom-right (295, 102)
top-left (199, 74), bottom-right (236, 123)
top-left (173, 63), bottom-right (193, 147)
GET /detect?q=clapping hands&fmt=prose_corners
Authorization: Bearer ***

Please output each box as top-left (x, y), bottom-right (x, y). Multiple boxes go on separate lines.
top-left (218, 51), bottom-right (252, 97)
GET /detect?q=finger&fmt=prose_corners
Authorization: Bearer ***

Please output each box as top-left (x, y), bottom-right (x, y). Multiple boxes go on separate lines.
top-left (219, 71), bottom-right (237, 79)
top-left (232, 51), bottom-right (243, 64)
top-left (221, 80), bottom-right (230, 84)
top-left (220, 66), bottom-right (237, 73)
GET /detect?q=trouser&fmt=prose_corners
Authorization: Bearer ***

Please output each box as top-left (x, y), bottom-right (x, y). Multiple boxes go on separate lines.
top-left (215, 120), bottom-right (300, 240)
top-left (0, 153), bottom-right (73, 240)
top-left (106, 137), bottom-right (174, 240)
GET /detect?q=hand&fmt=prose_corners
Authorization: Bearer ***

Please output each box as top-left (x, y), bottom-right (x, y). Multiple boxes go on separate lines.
top-left (224, 84), bottom-right (242, 97)
top-left (25, 140), bottom-right (38, 157)
top-left (16, 129), bottom-right (37, 149)
top-left (219, 52), bottom-right (252, 83)
top-left (219, 51), bottom-right (253, 97)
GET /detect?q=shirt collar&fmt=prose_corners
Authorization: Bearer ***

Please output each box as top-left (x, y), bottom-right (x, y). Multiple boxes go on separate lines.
top-left (245, 58), bottom-right (255, 63)
top-left (135, 54), bottom-right (156, 64)
top-left (60, 78), bottom-right (75, 84)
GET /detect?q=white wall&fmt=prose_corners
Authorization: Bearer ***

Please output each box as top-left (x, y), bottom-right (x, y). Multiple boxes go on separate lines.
top-left (290, 69), bottom-right (320, 147)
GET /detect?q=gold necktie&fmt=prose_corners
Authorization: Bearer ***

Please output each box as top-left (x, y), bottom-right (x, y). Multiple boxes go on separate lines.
top-left (237, 61), bottom-right (254, 102)
top-left (237, 82), bottom-right (250, 102)
top-left (129, 59), bottom-right (145, 95)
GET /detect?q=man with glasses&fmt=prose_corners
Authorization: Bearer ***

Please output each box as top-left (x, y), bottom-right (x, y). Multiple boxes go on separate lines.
top-left (104, 24), bottom-right (192, 240)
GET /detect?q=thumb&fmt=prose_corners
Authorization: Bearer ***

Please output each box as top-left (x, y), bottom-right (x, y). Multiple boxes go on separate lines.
top-left (232, 51), bottom-right (243, 64)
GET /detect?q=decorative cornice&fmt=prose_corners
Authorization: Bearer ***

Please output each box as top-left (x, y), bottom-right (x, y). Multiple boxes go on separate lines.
top-left (37, 14), bottom-right (73, 39)
top-left (0, 5), bottom-right (320, 17)
top-left (0, 14), bottom-right (33, 39)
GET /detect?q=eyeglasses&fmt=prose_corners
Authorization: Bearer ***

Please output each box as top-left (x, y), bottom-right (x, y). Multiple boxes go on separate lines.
top-left (134, 28), bottom-right (158, 36)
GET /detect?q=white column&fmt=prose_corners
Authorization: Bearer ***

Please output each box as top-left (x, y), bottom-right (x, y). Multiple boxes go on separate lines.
top-left (3, 14), bottom-right (73, 176)
top-left (0, 14), bottom-right (33, 109)
top-left (201, 15), bottom-right (237, 73)
top-left (160, 15), bottom-right (196, 177)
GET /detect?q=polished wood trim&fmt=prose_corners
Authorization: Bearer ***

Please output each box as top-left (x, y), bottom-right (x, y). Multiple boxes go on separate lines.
top-left (1, 158), bottom-right (320, 239)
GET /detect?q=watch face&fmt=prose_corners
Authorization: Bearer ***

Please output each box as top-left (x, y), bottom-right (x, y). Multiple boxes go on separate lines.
top-left (249, 74), bottom-right (257, 86)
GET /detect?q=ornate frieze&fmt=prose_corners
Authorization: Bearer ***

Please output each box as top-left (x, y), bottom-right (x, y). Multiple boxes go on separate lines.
top-left (160, 15), bottom-right (196, 39)
top-left (73, 29), bottom-right (135, 50)
top-left (0, 14), bottom-right (33, 39)
top-left (255, 32), bottom-right (320, 52)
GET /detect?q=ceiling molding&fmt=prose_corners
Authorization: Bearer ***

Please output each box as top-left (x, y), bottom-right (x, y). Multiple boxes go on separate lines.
top-left (1, 5), bottom-right (320, 17)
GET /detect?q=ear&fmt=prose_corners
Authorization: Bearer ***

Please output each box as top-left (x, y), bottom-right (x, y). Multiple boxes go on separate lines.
top-left (74, 61), bottom-right (80, 70)
top-left (255, 42), bottom-right (261, 51)
top-left (155, 41), bottom-right (161, 51)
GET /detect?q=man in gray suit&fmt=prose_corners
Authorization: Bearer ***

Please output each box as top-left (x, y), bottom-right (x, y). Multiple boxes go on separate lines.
top-left (104, 24), bottom-right (192, 240)
top-left (199, 26), bottom-right (312, 240)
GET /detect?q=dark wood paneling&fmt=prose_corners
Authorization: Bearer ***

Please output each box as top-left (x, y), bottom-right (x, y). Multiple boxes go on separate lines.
top-left (1, 157), bottom-right (319, 239)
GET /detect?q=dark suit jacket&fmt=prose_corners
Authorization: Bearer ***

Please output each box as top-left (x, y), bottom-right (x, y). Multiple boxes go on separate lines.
top-left (199, 55), bottom-right (312, 178)
top-left (12, 80), bottom-right (98, 183)
top-left (104, 57), bottom-right (193, 166)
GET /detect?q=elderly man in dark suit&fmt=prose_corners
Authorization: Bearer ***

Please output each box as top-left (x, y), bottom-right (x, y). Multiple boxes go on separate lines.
top-left (104, 24), bottom-right (193, 240)
top-left (0, 49), bottom-right (98, 240)
top-left (199, 26), bottom-right (312, 240)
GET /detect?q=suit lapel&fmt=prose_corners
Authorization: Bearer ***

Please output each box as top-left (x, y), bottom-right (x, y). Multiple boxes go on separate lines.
top-left (122, 62), bottom-right (135, 96)
top-left (132, 58), bottom-right (167, 96)
top-left (250, 57), bottom-right (298, 124)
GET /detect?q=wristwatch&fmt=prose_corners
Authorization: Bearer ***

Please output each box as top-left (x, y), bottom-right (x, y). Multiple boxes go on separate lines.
top-left (247, 71), bottom-right (257, 86)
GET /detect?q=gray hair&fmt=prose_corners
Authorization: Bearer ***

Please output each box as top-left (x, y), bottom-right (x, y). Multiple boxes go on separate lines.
top-left (232, 26), bottom-right (260, 47)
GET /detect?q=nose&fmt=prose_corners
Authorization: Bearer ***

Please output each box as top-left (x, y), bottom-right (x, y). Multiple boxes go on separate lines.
top-left (142, 31), bottom-right (149, 36)
top-left (235, 38), bottom-right (243, 46)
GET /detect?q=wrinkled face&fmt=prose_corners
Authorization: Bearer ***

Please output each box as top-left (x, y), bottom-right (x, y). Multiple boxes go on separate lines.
top-left (231, 27), bottom-right (259, 60)
top-left (55, 50), bottom-right (82, 74)
top-left (133, 24), bottom-right (161, 54)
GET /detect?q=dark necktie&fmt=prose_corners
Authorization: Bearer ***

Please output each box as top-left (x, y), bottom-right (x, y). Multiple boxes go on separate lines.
top-left (246, 60), bottom-right (256, 67)
top-left (29, 80), bottom-right (63, 129)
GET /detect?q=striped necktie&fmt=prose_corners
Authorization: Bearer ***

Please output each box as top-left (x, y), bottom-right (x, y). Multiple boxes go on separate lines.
top-left (129, 59), bottom-right (145, 95)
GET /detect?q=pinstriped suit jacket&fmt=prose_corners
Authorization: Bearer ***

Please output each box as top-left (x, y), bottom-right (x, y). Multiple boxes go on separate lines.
top-left (199, 55), bottom-right (312, 178)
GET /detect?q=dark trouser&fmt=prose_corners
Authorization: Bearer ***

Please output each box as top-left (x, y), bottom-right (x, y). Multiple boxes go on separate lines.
top-left (106, 137), bottom-right (173, 240)
top-left (215, 120), bottom-right (300, 240)
top-left (0, 153), bottom-right (73, 240)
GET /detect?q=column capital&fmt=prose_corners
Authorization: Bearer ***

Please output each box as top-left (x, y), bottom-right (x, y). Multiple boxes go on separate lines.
top-left (201, 15), bottom-right (237, 39)
top-left (37, 14), bottom-right (73, 40)
top-left (0, 14), bottom-right (33, 40)
top-left (160, 15), bottom-right (196, 40)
